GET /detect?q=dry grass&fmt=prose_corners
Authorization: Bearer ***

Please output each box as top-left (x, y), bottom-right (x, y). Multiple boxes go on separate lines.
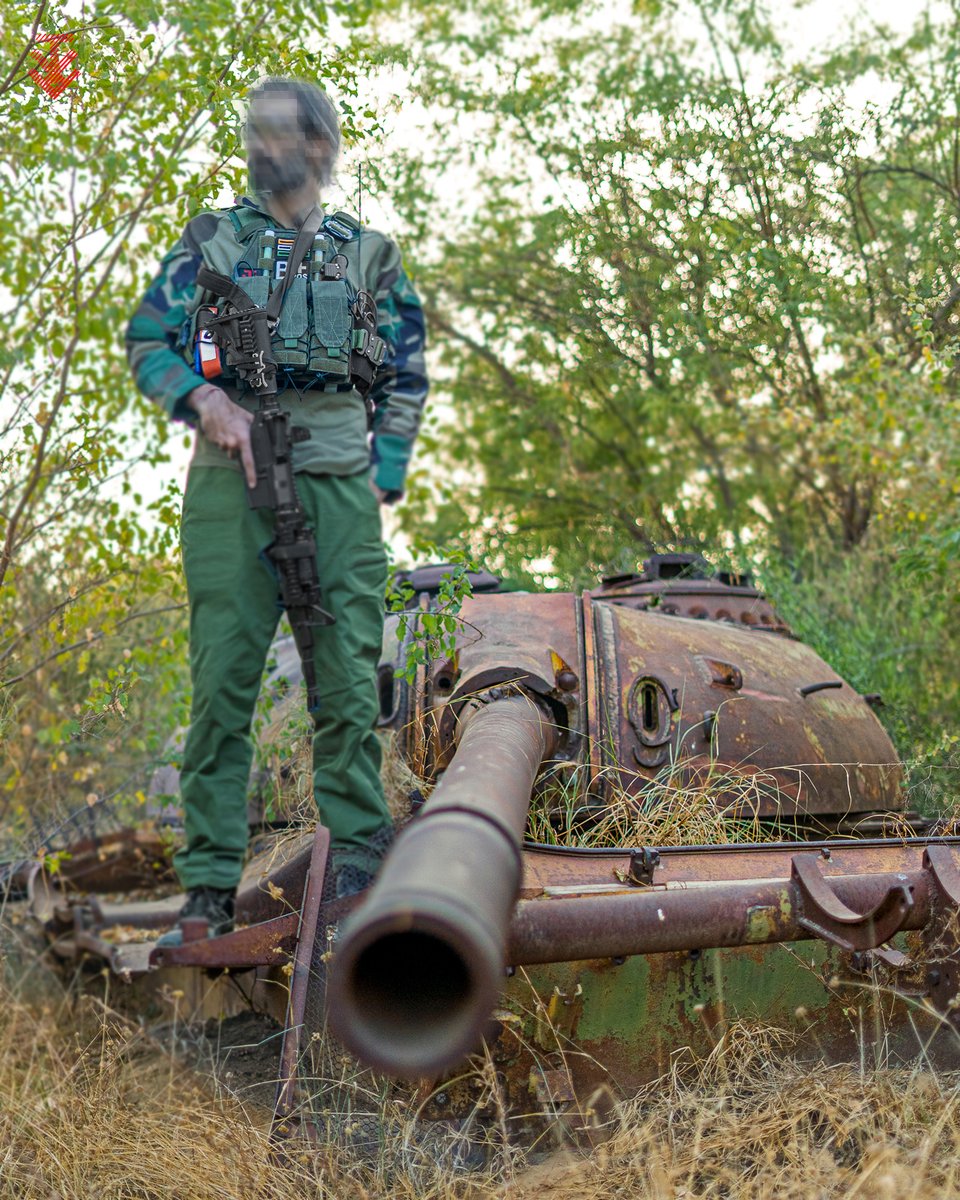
top-left (0, 970), bottom-right (492, 1200)
top-left (512, 1024), bottom-right (960, 1200)
top-left (527, 757), bottom-right (804, 849)
top-left (3, 889), bottom-right (960, 1200)
top-left (255, 722), bottom-right (423, 831)
top-left (8, 722), bottom-right (960, 1196)
top-left (4, 969), bottom-right (960, 1199)
top-left (0, 991), bottom-right (288, 1199)
top-left (254, 710), bottom-right (909, 852)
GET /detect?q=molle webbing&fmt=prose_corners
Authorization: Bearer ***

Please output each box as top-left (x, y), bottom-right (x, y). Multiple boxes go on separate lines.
top-left (189, 206), bottom-right (385, 393)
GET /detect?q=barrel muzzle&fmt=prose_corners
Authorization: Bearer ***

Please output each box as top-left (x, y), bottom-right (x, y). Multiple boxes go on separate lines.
top-left (326, 693), bottom-right (555, 1079)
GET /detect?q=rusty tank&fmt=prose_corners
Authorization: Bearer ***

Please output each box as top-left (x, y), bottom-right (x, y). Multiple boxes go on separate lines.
top-left (19, 554), bottom-right (960, 1138)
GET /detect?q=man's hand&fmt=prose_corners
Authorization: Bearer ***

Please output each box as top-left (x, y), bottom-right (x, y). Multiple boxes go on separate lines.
top-left (188, 384), bottom-right (257, 488)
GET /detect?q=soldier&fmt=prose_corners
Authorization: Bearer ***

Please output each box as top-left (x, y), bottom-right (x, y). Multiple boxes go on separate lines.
top-left (126, 78), bottom-right (427, 943)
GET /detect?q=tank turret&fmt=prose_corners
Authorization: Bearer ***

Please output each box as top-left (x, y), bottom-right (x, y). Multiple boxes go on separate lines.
top-left (329, 558), bottom-right (905, 1078)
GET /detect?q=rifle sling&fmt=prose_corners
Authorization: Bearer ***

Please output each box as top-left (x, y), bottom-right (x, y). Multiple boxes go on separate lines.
top-left (195, 268), bottom-right (257, 309)
top-left (265, 205), bottom-right (323, 322)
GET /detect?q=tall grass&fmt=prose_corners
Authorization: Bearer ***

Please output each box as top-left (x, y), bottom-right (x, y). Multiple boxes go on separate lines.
top-left (527, 757), bottom-right (805, 848)
top-left (4, 958), bottom-right (960, 1199)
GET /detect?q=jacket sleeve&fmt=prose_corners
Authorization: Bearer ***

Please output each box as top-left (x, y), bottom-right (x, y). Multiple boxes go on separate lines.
top-left (368, 239), bottom-right (429, 501)
top-left (125, 223), bottom-right (205, 424)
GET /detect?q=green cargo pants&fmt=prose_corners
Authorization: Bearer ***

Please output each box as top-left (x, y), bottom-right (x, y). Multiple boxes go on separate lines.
top-left (175, 465), bottom-right (390, 891)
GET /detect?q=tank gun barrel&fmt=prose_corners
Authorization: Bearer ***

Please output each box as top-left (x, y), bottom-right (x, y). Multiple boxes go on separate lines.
top-left (326, 693), bottom-right (557, 1079)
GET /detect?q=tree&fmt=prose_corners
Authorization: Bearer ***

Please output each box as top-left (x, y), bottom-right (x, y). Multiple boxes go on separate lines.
top-left (0, 0), bottom-right (391, 822)
top-left (381, 0), bottom-right (960, 584)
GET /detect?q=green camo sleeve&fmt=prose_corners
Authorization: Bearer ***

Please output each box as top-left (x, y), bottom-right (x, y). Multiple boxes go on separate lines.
top-left (125, 229), bottom-right (204, 423)
top-left (368, 237), bottom-right (429, 500)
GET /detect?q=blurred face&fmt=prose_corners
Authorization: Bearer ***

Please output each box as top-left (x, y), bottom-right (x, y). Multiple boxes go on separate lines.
top-left (246, 92), bottom-right (320, 195)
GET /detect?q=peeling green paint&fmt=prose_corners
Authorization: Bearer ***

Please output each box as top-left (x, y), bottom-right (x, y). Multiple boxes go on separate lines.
top-left (803, 724), bottom-right (826, 761)
top-left (745, 904), bottom-right (779, 942)
top-left (500, 936), bottom-right (956, 1096)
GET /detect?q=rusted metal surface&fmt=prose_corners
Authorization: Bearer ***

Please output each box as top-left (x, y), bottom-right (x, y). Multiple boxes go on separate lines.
top-left (320, 823), bottom-right (960, 1087)
top-left (506, 863), bottom-right (931, 964)
top-left (791, 855), bottom-right (913, 951)
top-left (33, 811), bottom-right (960, 1102)
top-left (925, 843), bottom-right (960, 907)
top-left (420, 591), bottom-right (581, 775)
top-left (483, 939), bottom-right (960, 1107)
top-left (149, 913), bottom-right (298, 969)
top-left (383, 586), bottom-right (901, 825)
top-left (592, 602), bottom-right (900, 815)
top-left (30, 831), bottom-right (315, 940)
top-left (26, 562), bottom-right (957, 1108)
top-left (273, 825), bottom-right (330, 1137)
top-left (328, 693), bottom-right (557, 1079)
top-left (590, 553), bottom-right (790, 635)
top-left (40, 895), bottom-right (297, 974)
top-left (49, 826), bottom-right (175, 891)
top-left (235, 832), bottom-right (313, 922)
top-left (518, 837), bottom-right (953, 895)
top-left (581, 593), bottom-right (604, 790)
top-left (73, 895), bottom-right (183, 931)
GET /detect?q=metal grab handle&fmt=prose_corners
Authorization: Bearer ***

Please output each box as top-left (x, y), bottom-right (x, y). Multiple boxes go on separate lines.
top-left (791, 854), bottom-right (913, 952)
top-left (923, 844), bottom-right (960, 907)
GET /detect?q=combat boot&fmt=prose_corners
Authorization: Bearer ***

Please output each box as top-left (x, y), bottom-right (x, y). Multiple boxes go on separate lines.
top-left (155, 886), bottom-right (236, 947)
top-left (324, 823), bottom-right (396, 902)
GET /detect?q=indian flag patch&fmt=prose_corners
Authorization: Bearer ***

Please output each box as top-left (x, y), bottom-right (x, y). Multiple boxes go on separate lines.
top-left (274, 236), bottom-right (311, 280)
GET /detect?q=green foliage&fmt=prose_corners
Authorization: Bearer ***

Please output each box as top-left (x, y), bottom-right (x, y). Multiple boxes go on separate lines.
top-left (368, 0), bottom-right (960, 797)
top-left (5, 0), bottom-right (960, 831)
top-left (386, 541), bottom-right (476, 684)
top-left (0, 0), bottom-right (394, 825)
top-left (381, 0), bottom-right (960, 585)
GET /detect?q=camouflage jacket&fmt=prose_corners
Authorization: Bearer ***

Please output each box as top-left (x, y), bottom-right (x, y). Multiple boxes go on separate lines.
top-left (125, 197), bottom-right (428, 498)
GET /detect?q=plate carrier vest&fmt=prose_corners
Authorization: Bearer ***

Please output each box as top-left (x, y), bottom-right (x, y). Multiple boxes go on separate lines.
top-left (184, 205), bottom-right (386, 393)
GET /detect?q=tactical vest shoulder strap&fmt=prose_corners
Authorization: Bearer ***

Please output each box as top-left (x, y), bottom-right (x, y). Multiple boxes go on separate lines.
top-left (226, 203), bottom-right (270, 238)
top-left (227, 205), bottom-right (360, 243)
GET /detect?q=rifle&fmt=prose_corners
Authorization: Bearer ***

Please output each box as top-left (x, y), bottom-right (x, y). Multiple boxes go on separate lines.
top-left (194, 225), bottom-right (334, 716)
